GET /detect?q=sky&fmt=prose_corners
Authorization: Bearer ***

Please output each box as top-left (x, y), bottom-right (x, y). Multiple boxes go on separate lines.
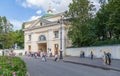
top-left (0, 0), bottom-right (100, 30)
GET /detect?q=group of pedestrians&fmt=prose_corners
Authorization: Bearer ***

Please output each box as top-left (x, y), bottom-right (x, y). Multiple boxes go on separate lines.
top-left (25, 50), bottom-right (60, 62)
top-left (25, 51), bottom-right (47, 62)
top-left (103, 52), bottom-right (111, 65)
top-left (79, 51), bottom-right (112, 65)
top-left (80, 51), bottom-right (94, 60)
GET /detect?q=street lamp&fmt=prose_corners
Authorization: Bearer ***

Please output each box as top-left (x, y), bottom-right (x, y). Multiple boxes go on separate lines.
top-left (58, 15), bottom-right (64, 59)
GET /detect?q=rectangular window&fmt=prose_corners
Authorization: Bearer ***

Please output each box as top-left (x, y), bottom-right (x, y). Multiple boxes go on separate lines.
top-left (54, 31), bottom-right (59, 38)
top-left (28, 35), bottom-right (31, 41)
top-left (40, 22), bottom-right (42, 26)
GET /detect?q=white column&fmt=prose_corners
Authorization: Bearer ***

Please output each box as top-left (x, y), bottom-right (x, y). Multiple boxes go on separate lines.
top-left (24, 33), bottom-right (27, 51)
top-left (48, 29), bottom-right (52, 51)
top-left (31, 33), bottom-right (36, 52)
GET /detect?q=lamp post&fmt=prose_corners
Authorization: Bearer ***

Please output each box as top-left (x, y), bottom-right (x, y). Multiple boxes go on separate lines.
top-left (59, 16), bottom-right (64, 59)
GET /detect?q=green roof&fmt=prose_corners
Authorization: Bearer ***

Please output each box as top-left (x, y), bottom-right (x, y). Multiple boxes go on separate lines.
top-left (41, 14), bottom-right (54, 18)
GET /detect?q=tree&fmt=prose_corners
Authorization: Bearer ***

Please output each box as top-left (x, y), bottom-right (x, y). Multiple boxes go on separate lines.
top-left (14, 29), bottom-right (24, 49)
top-left (92, 0), bottom-right (120, 46)
top-left (0, 16), bottom-right (14, 49)
top-left (106, 0), bottom-right (120, 39)
top-left (94, 0), bottom-right (120, 40)
top-left (66, 0), bottom-right (95, 47)
top-left (0, 16), bottom-right (24, 49)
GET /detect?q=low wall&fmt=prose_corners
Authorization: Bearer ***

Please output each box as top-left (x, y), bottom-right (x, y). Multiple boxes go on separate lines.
top-left (13, 49), bottom-right (25, 56)
top-left (0, 49), bottom-right (25, 56)
top-left (65, 45), bottom-right (120, 59)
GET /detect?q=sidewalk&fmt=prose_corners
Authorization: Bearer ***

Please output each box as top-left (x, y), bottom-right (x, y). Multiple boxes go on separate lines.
top-left (63, 56), bottom-right (120, 72)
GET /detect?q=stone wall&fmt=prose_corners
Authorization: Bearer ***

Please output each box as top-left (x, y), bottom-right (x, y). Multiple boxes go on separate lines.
top-left (0, 49), bottom-right (25, 56)
top-left (65, 45), bottom-right (120, 59)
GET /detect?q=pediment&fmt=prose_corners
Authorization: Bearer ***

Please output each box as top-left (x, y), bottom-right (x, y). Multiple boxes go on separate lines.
top-left (26, 18), bottom-right (51, 29)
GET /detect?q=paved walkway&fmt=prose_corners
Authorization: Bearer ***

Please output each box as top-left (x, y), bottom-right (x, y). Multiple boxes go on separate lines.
top-left (63, 56), bottom-right (120, 72)
top-left (21, 56), bottom-right (120, 76)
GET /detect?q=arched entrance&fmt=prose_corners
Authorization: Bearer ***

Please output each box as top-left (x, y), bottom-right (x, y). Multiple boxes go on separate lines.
top-left (37, 34), bottom-right (47, 53)
top-left (38, 43), bottom-right (47, 53)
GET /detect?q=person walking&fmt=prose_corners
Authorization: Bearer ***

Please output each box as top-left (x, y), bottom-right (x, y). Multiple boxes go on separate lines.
top-left (90, 51), bottom-right (93, 60)
top-left (107, 52), bottom-right (111, 65)
top-left (48, 48), bottom-right (52, 57)
top-left (103, 52), bottom-right (107, 65)
top-left (43, 52), bottom-right (47, 62)
top-left (38, 50), bottom-right (40, 57)
top-left (41, 51), bottom-right (44, 61)
top-left (34, 52), bottom-right (37, 59)
top-left (83, 51), bottom-right (85, 58)
top-left (25, 51), bottom-right (27, 56)
top-left (49, 49), bottom-right (52, 57)
top-left (54, 54), bottom-right (58, 61)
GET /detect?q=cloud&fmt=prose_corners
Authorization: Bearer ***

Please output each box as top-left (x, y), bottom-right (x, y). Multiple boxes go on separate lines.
top-left (29, 16), bottom-right (41, 21)
top-left (17, 0), bottom-right (72, 14)
top-left (36, 10), bottom-right (42, 15)
top-left (17, 0), bottom-right (100, 14)
top-left (10, 20), bottom-right (24, 30)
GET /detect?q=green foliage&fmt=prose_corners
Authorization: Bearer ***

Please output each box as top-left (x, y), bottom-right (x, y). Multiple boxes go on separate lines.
top-left (0, 16), bottom-right (14, 49)
top-left (14, 30), bottom-right (24, 49)
top-left (0, 16), bottom-right (24, 49)
top-left (90, 0), bottom-right (120, 46)
top-left (66, 0), bottom-right (120, 47)
top-left (94, 0), bottom-right (120, 40)
top-left (92, 39), bottom-right (120, 46)
top-left (2, 31), bottom-right (15, 48)
top-left (66, 0), bottom-right (96, 47)
top-left (0, 56), bottom-right (27, 76)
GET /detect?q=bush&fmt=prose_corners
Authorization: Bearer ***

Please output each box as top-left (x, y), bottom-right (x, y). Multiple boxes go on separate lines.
top-left (0, 56), bottom-right (27, 76)
top-left (92, 39), bottom-right (120, 46)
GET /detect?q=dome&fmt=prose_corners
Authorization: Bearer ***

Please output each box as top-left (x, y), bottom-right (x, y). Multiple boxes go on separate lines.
top-left (41, 14), bottom-right (54, 18)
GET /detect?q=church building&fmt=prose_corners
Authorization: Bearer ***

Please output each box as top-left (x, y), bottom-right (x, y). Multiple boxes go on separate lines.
top-left (23, 7), bottom-right (71, 56)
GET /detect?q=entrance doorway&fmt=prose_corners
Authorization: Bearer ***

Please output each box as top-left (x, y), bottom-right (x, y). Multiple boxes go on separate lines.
top-left (28, 45), bottom-right (31, 52)
top-left (54, 44), bottom-right (59, 55)
top-left (38, 43), bottom-right (47, 53)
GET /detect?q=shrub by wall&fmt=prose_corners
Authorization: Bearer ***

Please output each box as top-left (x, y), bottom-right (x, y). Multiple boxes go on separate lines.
top-left (92, 40), bottom-right (120, 46)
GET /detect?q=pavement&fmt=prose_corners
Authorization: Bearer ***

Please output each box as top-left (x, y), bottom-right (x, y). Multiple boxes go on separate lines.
top-left (48, 56), bottom-right (120, 72)
top-left (21, 56), bottom-right (120, 76)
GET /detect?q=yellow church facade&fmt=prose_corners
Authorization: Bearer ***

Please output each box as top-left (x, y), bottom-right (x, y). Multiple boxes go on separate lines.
top-left (23, 12), bottom-right (71, 56)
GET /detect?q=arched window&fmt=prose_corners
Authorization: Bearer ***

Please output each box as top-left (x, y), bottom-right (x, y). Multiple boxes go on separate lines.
top-left (38, 35), bottom-right (46, 41)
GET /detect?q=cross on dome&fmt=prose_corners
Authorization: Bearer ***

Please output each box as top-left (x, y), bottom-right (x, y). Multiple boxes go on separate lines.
top-left (47, 3), bottom-right (53, 14)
